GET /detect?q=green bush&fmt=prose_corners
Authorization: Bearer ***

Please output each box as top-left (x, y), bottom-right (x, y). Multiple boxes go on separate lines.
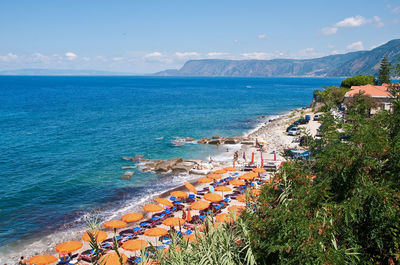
top-left (340, 75), bottom-right (375, 88)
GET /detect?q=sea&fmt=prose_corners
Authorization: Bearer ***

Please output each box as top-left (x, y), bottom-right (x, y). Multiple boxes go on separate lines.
top-left (0, 76), bottom-right (341, 262)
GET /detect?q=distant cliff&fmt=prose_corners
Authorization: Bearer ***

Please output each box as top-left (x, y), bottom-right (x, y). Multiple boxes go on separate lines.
top-left (155, 39), bottom-right (400, 77)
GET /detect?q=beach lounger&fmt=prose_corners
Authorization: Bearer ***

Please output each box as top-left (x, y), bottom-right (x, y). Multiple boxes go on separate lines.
top-left (170, 196), bottom-right (176, 202)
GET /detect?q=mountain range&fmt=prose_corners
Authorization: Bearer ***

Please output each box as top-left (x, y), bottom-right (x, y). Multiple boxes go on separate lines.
top-left (155, 39), bottom-right (400, 77)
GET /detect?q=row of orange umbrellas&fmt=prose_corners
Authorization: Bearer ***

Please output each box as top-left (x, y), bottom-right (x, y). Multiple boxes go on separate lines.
top-left (29, 167), bottom-right (262, 264)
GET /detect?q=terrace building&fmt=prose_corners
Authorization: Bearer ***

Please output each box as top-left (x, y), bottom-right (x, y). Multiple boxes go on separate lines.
top-left (344, 84), bottom-right (394, 114)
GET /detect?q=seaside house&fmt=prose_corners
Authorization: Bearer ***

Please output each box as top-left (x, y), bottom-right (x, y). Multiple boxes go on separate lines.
top-left (343, 84), bottom-right (394, 114)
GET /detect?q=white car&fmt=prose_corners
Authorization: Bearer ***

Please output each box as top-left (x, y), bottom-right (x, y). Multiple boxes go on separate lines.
top-left (288, 127), bottom-right (301, 136)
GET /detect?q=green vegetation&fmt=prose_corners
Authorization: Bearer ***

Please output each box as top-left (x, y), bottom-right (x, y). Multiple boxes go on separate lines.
top-left (378, 56), bottom-right (392, 84)
top-left (340, 75), bottom-right (375, 88)
top-left (313, 86), bottom-right (349, 110)
top-left (243, 88), bottom-right (400, 264)
top-left (152, 218), bottom-right (256, 265)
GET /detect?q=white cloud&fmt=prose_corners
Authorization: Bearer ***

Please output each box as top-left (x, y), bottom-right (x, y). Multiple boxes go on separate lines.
top-left (240, 52), bottom-right (272, 60)
top-left (321, 15), bottom-right (383, 35)
top-left (65, 52), bottom-right (77, 60)
top-left (321, 26), bottom-right (338, 35)
top-left (112, 57), bottom-right (123, 61)
top-left (0, 53), bottom-right (18, 62)
top-left (346, 41), bottom-right (364, 51)
top-left (335, 15), bottom-right (367, 27)
top-left (144, 52), bottom-right (163, 58)
top-left (327, 45), bottom-right (335, 49)
top-left (174, 52), bottom-right (200, 59)
top-left (373, 16), bottom-right (384, 27)
top-left (296, 48), bottom-right (321, 59)
top-left (207, 52), bottom-right (229, 58)
top-left (258, 34), bottom-right (267, 39)
top-left (388, 4), bottom-right (400, 14)
top-left (234, 40), bottom-right (238, 43)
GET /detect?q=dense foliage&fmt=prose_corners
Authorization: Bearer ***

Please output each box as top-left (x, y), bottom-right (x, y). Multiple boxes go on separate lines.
top-left (245, 88), bottom-right (400, 264)
top-left (313, 86), bottom-right (348, 110)
top-left (340, 75), bottom-right (375, 88)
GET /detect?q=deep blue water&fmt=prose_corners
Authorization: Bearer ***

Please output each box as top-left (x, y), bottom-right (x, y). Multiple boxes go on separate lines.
top-left (0, 76), bottom-right (340, 260)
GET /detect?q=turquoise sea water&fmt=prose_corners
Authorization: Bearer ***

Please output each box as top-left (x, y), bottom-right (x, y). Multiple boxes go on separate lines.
top-left (0, 76), bottom-right (340, 261)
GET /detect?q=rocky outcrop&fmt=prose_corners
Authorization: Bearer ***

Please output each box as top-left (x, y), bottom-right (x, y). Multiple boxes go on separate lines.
top-left (154, 158), bottom-right (183, 173)
top-left (224, 137), bottom-right (240, 144)
top-left (197, 138), bottom-right (210, 144)
top-left (208, 139), bottom-right (222, 145)
top-left (241, 140), bottom-right (255, 145)
top-left (121, 171), bottom-right (134, 180)
top-left (172, 161), bottom-right (196, 174)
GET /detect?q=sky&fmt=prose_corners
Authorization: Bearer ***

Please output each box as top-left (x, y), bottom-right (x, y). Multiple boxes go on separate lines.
top-left (0, 0), bottom-right (399, 73)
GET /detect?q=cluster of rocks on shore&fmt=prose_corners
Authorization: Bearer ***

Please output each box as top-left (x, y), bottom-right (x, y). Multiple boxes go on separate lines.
top-left (119, 135), bottom-right (259, 178)
top-left (122, 156), bottom-right (213, 175)
top-left (197, 136), bottom-right (255, 145)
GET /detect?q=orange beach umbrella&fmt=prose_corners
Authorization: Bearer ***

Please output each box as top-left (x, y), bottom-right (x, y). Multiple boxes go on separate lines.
top-left (214, 169), bottom-right (227, 174)
top-left (190, 200), bottom-right (210, 210)
top-left (122, 212), bottom-right (143, 223)
top-left (223, 167), bottom-right (237, 172)
top-left (27, 255), bottom-right (58, 265)
top-left (184, 181), bottom-right (197, 194)
top-left (206, 174), bottom-right (222, 180)
top-left (171, 190), bottom-right (188, 198)
top-left (82, 230), bottom-right (107, 243)
top-left (215, 213), bottom-right (233, 223)
top-left (204, 193), bottom-right (223, 202)
top-left (228, 205), bottom-right (245, 215)
top-left (251, 189), bottom-right (262, 196)
top-left (162, 217), bottom-right (185, 227)
top-left (239, 174), bottom-right (255, 181)
top-left (230, 179), bottom-right (245, 186)
top-left (143, 204), bottom-right (163, 212)
top-left (215, 186), bottom-right (232, 192)
top-left (184, 233), bottom-right (197, 243)
top-left (144, 227), bottom-right (168, 237)
top-left (100, 251), bottom-right (127, 265)
top-left (121, 239), bottom-right (148, 251)
top-left (103, 220), bottom-right (127, 229)
top-left (237, 194), bottom-right (246, 202)
top-left (155, 198), bottom-right (174, 207)
top-left (252, 168), bottom-right (266, 173)
top-left (55, 241), bottom-right (83, 254)
top-left (197, 178), bottom-right (213, 183)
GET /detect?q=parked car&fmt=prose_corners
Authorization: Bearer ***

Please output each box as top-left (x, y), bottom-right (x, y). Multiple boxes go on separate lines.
top-left (314, 114), bottom-right (321, 120)
top-left (288, 127), bottom-right (301, 136)
top-left (294, 118), bottom-right (308, 125)
top-left (286, 124), bottom-right (296, 132)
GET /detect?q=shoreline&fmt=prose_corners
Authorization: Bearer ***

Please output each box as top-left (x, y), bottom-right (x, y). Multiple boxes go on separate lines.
top-left (0, 105), bottom-right (313, 263)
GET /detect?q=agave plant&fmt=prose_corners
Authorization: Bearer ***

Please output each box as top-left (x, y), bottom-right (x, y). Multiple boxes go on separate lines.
top-left (149, 213), bottom-right (257, 265)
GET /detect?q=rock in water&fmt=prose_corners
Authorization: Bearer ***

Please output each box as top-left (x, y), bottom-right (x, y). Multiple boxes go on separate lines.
top-left (154, 158), bottom-right (183, 173)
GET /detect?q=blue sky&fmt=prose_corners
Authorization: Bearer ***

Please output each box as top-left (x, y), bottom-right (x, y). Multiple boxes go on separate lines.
top-left (0, 0), bottom-right (399, 73)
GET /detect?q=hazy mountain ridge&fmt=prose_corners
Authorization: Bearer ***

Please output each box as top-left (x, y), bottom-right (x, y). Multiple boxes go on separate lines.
top-left (155, 39), bottom-right (400, 77)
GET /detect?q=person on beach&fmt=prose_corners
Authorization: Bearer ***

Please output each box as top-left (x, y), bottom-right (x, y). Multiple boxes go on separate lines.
top-left (182, 209), bottom-right (186, 220)
top-left (19, 257), bottom-right (26, 265)
top-left (209, 157), bottom-right (213, 163)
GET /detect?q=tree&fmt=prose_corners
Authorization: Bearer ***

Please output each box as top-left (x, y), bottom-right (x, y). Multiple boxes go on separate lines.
top-left (377, 56), bottom-right (391, 84)
top-left (395, 57), bottom-right (400, 77)
top-left (340, 75), bottom-right (375, 88)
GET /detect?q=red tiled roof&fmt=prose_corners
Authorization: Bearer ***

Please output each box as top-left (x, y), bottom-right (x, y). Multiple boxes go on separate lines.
top-left (345, 84), bottom-right (392, 98)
